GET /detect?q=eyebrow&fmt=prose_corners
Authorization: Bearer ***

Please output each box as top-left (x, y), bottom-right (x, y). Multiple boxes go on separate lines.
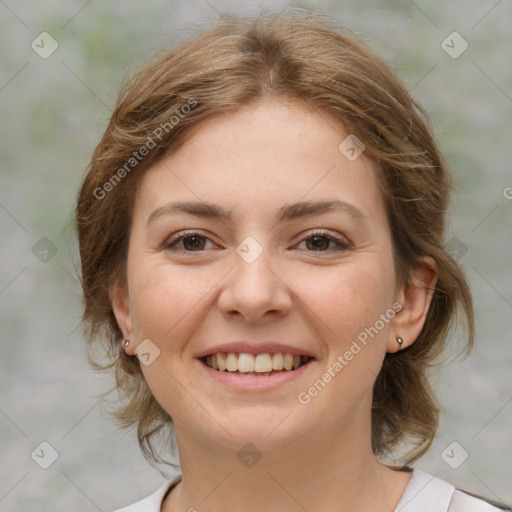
top-left (146, 200), bottom-right (368, 226)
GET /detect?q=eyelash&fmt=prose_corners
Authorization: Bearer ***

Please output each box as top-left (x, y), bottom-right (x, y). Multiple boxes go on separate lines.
top-left (163, 229), bottom-right (351, 253)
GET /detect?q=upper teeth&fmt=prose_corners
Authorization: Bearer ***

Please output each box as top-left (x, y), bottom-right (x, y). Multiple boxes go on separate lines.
top-left (204, 352), bottom-right (306, 372)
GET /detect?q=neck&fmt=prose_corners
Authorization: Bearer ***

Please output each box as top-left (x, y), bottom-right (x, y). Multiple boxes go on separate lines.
top-left (162, 417), bottom-right (411, 512)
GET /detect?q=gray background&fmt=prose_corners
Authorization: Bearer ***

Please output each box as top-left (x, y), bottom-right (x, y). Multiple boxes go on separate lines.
top-left (0, 0), bottom-right (511, 510)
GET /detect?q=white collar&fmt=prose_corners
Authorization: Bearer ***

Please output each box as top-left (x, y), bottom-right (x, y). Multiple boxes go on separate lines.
top-left (115, 467), bottom-right (456, 512)
top-left (394, 468), bottom-right (455, 512)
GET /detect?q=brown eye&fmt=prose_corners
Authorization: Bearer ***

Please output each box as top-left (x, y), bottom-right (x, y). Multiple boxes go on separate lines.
top-left (295, 231), bottom-right (351, 252)
top-left (165, 232), bottom-right (216, 252)
top-left (305, 235), bottom-right (331, 251)
top-left (181, 235), bottom-right (206, 251)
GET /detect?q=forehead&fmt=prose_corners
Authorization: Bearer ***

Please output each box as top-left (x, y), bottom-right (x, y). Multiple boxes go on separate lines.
top-left (134, 98), bottom-right (385, 225)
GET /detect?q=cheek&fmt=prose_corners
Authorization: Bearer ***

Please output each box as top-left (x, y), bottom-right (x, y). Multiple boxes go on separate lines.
top-left (299, 257), bottom-right (395, 351)
top-left (298, 260), bottom-right (396, 410)
top-left (128, 259), bottom-right (218, 344)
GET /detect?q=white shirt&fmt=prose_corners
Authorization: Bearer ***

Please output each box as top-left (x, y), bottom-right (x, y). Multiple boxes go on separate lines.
top-left (113, 467), bottom-right (511, 512)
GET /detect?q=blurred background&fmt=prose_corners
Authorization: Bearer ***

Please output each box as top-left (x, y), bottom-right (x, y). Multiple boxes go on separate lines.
top-left (0, 0), bottom-right (511, 510)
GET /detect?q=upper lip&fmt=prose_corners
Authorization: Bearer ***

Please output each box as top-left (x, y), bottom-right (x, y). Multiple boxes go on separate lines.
top-left (195, 341), bottom-right (317, 359)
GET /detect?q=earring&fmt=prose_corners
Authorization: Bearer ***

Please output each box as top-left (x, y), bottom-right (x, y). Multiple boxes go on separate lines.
top-left (396, 336), bottom-right (404, 351)
top-left (123, 339), bottom-right (130, 348)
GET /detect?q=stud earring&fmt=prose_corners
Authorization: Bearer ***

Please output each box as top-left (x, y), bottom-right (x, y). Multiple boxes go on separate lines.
top-left (123, 339), bottom-right (130, 348)
top-left (396, 336), bottom-right (404, 351)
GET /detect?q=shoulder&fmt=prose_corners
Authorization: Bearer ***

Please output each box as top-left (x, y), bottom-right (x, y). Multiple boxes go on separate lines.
top-left (449, 488), bottom-right (512, 512)
top-left (395, 467), bottom-right (511, 512)
top-left (111, 474), bottom-right (182, 512)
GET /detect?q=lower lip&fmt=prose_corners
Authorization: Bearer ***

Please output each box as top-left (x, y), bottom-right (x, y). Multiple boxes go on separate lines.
top-left (195, 358), bottom-right (316, 391)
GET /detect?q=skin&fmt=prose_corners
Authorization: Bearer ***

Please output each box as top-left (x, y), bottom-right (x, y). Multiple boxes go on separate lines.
top-left (111, 97), bottom-right (437, 512)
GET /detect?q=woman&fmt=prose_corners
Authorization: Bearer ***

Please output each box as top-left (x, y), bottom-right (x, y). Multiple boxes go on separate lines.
top-left (75, 11), bottom-right (511, 512)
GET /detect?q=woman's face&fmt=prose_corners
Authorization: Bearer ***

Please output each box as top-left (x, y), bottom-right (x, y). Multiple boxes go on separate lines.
top-left (113, 98), bottom-right (408, 452)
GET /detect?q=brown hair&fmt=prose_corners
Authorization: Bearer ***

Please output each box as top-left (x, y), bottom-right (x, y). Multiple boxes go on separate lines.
top-left (75, 9), bottom-right (474, 466)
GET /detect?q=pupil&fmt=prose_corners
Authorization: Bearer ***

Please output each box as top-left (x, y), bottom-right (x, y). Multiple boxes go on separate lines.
top-left (308, 235), bottom-right (328, 250)
top-left (184, 236), bottom-right (204, 250)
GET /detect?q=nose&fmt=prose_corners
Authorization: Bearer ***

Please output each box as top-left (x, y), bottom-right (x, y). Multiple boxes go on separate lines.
top-left (216, 245), bottom-right (292, 324)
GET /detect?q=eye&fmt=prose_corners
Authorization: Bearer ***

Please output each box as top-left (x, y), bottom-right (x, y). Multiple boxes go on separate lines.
top-left (163, 229), bottom-right (350, 253)
top-left (294, 230), bottom-right (351, 252)
top-left (164, 231), bottom-right (218, 252)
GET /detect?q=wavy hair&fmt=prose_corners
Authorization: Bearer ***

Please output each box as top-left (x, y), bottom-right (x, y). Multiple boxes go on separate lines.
top-left (75, 9), bottom-right (474, 466)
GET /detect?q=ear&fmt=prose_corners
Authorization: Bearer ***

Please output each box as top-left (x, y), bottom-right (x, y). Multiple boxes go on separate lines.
top-left (109, 280), bottom-right (135, 355)
top-left (387, 256), bottom-right (438, 353)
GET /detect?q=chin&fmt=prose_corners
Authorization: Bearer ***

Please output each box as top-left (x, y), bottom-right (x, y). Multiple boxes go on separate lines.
top-left (201, 410), bottom-right (311, 453)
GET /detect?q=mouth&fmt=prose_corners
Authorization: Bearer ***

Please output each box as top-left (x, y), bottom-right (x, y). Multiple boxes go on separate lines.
top-left (199, 352), bottom-right (314, 376)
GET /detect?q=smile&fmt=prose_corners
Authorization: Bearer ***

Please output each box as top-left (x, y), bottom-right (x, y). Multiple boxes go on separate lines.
top-left (200, 352), bottom-right (313, 376)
